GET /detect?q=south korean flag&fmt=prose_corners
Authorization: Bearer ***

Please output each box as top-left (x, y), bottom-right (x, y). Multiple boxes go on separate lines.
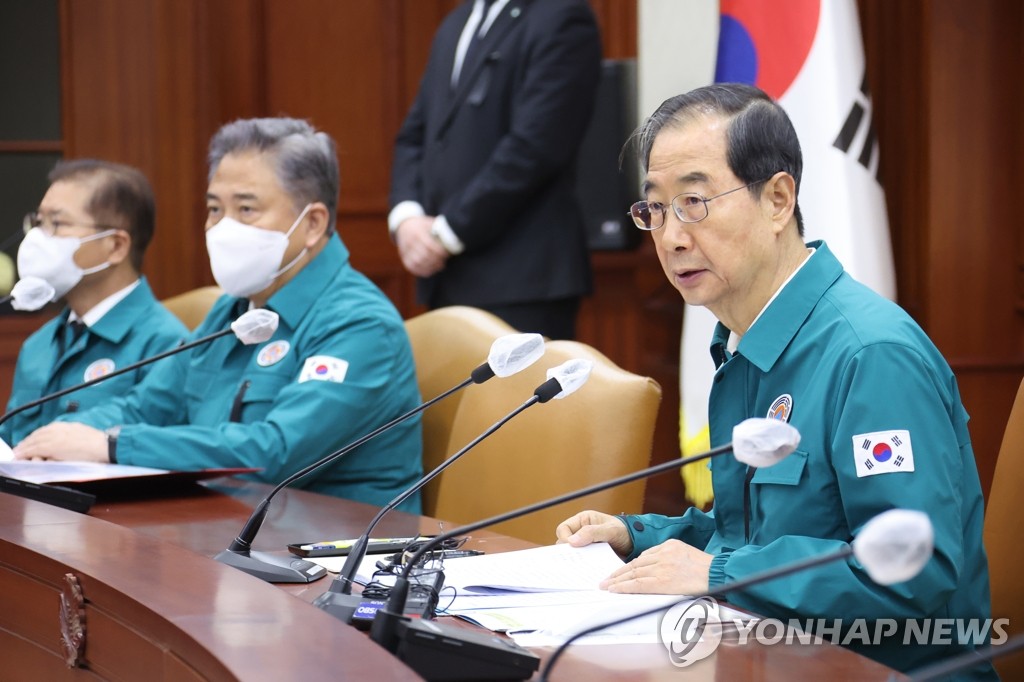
top-left (852, 430), bottom-right (915, 478)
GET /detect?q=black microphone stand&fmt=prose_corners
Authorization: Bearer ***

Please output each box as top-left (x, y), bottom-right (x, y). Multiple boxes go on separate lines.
top-left (214, 363), bottom-right (499, 583)
top-left (314, 376), bottom-right (564, 619)
top-left (367, 443), bottom-right (735, 682)
top-left (0, 328), bottom-right (235, 429)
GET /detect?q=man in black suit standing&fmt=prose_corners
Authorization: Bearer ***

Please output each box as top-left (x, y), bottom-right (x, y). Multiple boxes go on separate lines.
top-left (388, 0), bottom-right (602, 340)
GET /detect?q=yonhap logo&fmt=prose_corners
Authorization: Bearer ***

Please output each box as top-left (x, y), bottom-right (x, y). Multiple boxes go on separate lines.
top-left (655, 598), bottom-right (1010, 669)
top-left (659, 597), bottom-right (724, 667)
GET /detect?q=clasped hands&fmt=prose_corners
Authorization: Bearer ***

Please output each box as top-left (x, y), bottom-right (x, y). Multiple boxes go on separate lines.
top-left (395, 216), bottom-right (449, 277)
top-left (555, 510), bottom-right (713, 594)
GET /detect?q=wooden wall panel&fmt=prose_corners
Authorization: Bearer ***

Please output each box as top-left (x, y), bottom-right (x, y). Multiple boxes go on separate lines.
top-left (63, 0), bottom-right (209, 299)
top-left (589, 0), bottom-right (638, 59)
top-left (928, 0), bottom-right (1024, 495)
top-left (926, 1), bottom-right (1022, 359)
top-left (263, 1), bottom-right (398, 215)
top-left (861, 0), bottom-right (1024, 497)
top-left (859, 0), bottom-right (928, 324)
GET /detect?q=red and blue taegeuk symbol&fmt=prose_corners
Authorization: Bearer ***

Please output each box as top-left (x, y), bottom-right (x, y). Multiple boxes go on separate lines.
top-left (315, 364), bottom-right (329, 376)
top-left (714, 0), bottom-right (821, 99)
top-left (872, 442), bottom-right (893, 463)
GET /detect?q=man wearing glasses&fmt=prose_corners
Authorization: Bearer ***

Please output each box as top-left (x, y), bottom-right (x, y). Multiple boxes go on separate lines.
top-left (1, 160), bottom-right (187, 446)
top-left (556, 84), bottom-right (995, 679)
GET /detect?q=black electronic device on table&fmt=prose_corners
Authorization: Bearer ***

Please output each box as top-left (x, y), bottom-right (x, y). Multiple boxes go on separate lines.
top-left (0, 475), bottom-right (96, 513)
top-left (394, 617), bottom-right (541, 682)
top-left (288, 535), bottom-right (436, 558)
top-left (348, 566), bottom-right (445, 631)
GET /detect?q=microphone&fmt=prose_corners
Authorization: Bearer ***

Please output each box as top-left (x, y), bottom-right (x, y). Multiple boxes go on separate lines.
top-left (213, 333), bottom-right (546, 583)
top-left (0, 308), bottom-right (279, 431)
top-left (902, 633), bottom-right (1022, 681)
top-left (367, 418), bottom-right (800, 681)
top-left (312, 357), bottom-right (594, 621)
top-left (0, 277), bottom-right (56, 311)
top-left (539, 508), bottom-right (935, 681)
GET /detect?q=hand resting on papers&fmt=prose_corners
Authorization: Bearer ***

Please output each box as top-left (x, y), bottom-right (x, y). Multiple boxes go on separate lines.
top-left (13, 422), bottom-right (108, 462)
top-left (556, 509), bottom-right (713, 595)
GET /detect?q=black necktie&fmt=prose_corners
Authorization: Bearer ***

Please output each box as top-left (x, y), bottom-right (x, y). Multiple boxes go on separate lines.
top-left (58, 320), bottom-right (87, 356)
top-left (459, 0), bottom-right (498, 86)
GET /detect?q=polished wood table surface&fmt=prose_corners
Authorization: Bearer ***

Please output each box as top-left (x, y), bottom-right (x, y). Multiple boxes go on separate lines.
top-left (1, 477), bottom-right (906, 681)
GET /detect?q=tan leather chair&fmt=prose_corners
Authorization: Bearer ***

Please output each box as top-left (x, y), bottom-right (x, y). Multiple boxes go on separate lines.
top-left (405, 306), bottom-right (519, 516)
top-left (162, 286), bottom-right (223, 331)
top-left (983, 375), bottom-right (1024, 680)
top-left (405, 306), bottom-right (662, 545)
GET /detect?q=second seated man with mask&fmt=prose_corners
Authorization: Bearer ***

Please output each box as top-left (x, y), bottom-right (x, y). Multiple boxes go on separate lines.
top-left (14, 118), bottom-right (425, 512)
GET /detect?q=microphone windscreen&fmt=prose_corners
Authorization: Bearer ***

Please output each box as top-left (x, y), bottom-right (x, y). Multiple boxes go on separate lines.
top-left (10, 277), bottom-right (55, 311)
top-left (547, 358), bottom-right (593, 399)
top-left (231, 309), bottom-right (280, 344)
top-left (732, 418), bottom-right (801, 467)
top-left (853, 509), bottom-right (934, 585)
top-left (488, 333), bottom-right (545, 378)
top-left (533, 377), bottom-right (562, 403)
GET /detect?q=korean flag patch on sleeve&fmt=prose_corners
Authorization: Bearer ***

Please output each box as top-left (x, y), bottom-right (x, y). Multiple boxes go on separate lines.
top-left (298, 355), bottom-right (349, 384)
top-left (852, 430), bottom-right (915, 477)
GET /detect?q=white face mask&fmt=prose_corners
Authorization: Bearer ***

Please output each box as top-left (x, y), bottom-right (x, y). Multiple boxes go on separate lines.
top-left (16, 227), bottom-right (116, 300)
top-left (205, 204), bottom-right (311, 298)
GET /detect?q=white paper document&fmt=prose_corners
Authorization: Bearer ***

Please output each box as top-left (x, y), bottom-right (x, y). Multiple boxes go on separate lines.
top-left (451, 593), bottom-right (677, 636)
top-left (441, 542), bottom-right (625, 593)
top-left (0, 460), bottom-right (169, 484)
top-left (309, 542), bottom-right (751, 649)
top-left (432, 542), bottom-right (679, 643)
top-left (504, 599), bottom-right (758, 648)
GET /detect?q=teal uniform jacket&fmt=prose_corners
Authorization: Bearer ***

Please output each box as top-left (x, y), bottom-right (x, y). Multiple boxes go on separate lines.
top-left (65, 235), bottom-right (424, 513)
top-left (622, 242), bottom-right (995, 679)
top-left (1, 278), bottom-right (187, 446)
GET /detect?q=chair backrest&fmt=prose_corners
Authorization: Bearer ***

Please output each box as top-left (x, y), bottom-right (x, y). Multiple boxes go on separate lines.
top-left (405, 306), bottom-right (519, 516)
top-left (161, 286), bottom-right (223, 331)
top-left (405, 306), bottom-right (662, 545)
top-left (983, 375), bottom-right (1024, 680)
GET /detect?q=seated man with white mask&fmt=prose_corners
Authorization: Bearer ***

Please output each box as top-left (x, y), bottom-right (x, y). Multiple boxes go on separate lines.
top-left (14, 118), bottom-right (425, 512)
top-left (1, 160), bottom-right (187, 446)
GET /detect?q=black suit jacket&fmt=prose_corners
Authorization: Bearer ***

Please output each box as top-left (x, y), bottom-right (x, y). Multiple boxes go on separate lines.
top-left (390, 0), bottom-right (601, 308)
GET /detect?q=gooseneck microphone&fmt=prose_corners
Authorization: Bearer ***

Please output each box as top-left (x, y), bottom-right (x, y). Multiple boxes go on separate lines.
top-left (213, 333), bottom-right (546, 583)
top-left (313, 357), bottom-right (594, 620)
top-left (367, 418), bottom-right (801, 681)
top-left (539, 508), bottom-right (936, 681)
top-left (0, 308), bottom-right (279, 431)
top-left (0, 277), bottom-right (56, 311)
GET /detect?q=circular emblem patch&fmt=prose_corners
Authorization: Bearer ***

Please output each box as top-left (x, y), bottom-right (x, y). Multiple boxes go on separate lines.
top-left (872, 442), bottom-right (893, 463)
top-left (256, 340), bottom-right (290, 367)
top-left (767, 394), bottom-right (793, 422)
top-left (84, 359), bottom-right (116, 382)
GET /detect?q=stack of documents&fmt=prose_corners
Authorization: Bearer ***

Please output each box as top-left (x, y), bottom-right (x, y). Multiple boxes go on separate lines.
top-left (308, 542), bottom-right (754, 648)
top-left (436, 543), bottom-right (686, 646)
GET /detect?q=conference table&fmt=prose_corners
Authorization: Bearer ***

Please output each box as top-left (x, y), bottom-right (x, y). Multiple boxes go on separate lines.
top-left (0, 476), bottom-right (906, 680)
